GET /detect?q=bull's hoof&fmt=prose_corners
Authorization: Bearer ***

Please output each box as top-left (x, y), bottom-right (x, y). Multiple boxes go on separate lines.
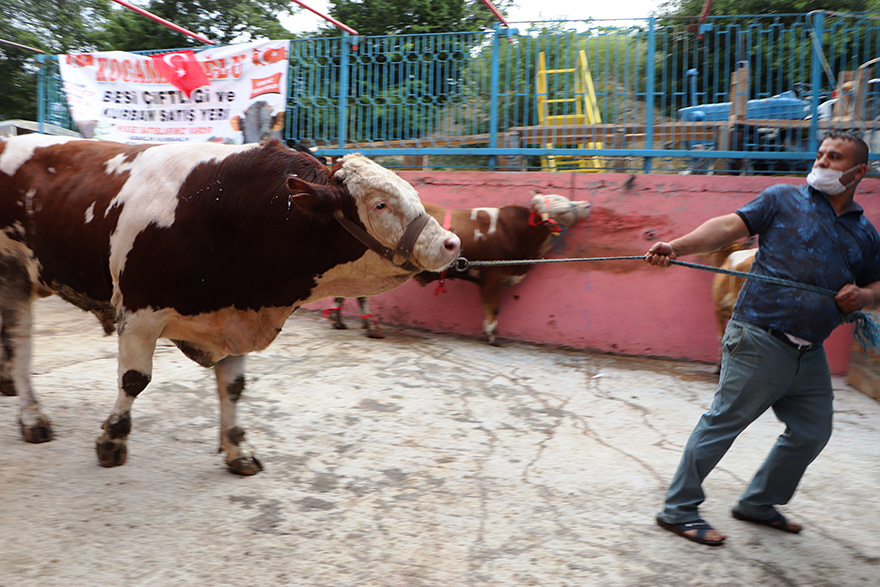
top-left (367, 331), bottom-right (384, 339)
top-left (0, 377), bottom-right (16, 396)
top-left (19, 418), bottom-right (53, 443)
top-left (227, 455), bottom-right (264, 476)
top-left (332, 321), bottom-right (348, 330)
top-left (488, 338), bottom-right (504, 347)
top-left (95, 437), bottom-right (128, 467)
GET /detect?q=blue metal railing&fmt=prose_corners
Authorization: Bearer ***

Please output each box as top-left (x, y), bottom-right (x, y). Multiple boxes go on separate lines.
top-left (37, 12), bottom-right (880, 173)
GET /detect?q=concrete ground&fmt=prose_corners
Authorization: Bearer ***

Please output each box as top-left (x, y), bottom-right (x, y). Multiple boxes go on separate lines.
top-left (0, 297), bottom-right (878, 586)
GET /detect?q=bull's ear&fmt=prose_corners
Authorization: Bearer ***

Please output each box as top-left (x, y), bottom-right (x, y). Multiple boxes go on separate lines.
top-left (287, 176), bottom-right (341, 216)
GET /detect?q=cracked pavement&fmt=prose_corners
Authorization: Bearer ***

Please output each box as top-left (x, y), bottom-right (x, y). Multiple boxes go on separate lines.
top-left (1, 297), bottom-right (878, 586)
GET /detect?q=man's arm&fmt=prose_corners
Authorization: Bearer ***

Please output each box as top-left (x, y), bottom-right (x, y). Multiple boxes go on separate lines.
top-left (644, 213), bottom-right (751, 268)
top-left (835, 281), bottom-right (880, 314)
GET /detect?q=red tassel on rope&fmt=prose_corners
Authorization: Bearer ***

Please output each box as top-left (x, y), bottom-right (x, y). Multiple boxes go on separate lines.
top-left (434, 209), bottom-right (452, 295)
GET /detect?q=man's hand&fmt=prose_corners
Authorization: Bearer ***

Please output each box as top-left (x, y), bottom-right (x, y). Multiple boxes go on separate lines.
top-left (835, 283), bottom-right (875, 314)
top-left (644, 242), bottom-right (677, 267)
top-left (835, 282), bottom-right (880, 314)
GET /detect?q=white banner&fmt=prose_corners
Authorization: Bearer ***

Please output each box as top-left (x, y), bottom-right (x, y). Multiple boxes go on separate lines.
top-left (58, 40), bottom-right (290, 145)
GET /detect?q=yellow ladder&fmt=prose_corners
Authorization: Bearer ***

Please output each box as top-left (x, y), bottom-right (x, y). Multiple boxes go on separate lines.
top-left (536, 50), bottom-right (604, 172)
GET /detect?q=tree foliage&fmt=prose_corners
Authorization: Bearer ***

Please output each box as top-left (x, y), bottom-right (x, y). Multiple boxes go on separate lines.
top-left (321, 0), bottom-right (515, 36)
top-left (94, 0), bottom-right (296, 51)
top-left (0, 0), bottom-right (112, 120)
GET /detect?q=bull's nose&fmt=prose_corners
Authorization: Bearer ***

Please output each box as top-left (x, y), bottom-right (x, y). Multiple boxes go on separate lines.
top-left (445, 234), bottom-right (461, 253)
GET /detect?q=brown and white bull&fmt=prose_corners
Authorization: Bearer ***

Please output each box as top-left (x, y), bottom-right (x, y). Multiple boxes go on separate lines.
top-left (704, 242), bottom-right (758, 373)
top-left (328, 193), bottom-right (591, 345)
top-left (0, 135), bottom-right (460, 475)
top-left (712, 247), bottom-right (758, 341)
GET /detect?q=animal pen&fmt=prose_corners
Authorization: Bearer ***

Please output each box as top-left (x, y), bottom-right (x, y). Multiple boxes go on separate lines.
top-left (35, 11), bottom-right (880, 174)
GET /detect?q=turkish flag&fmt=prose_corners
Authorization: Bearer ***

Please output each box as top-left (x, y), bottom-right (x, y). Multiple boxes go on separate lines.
top-left (151, 50), bottom-right (210, 97)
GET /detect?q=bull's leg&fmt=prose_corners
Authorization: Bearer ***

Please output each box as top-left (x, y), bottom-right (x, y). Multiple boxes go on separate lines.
top-left (95, 311), bottom-right (161, 467)
top-left (328, 297), bottom-right (347, 329)
top-left (214, 354), bottom-right (263, 475)
top-left (0, 311), bottom-right (17, 396)
top-left (478, 272), bottom-right (506, 346)
top-left (0, 252), bottom-right (50, 438)
top-left (3, 299), bottom-right (52, 442)
top-left (356, 297), bottom-right (383, 339)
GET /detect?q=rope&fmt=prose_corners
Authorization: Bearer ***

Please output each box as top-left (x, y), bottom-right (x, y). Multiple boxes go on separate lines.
top-left (453, 254), bottom-right (880, 352)
top-left (456, 255), bottom-right (837, 295)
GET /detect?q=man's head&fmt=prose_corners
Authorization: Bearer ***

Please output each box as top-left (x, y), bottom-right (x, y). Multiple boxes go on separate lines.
top-left (820, 130), bottom-right (869, 165)
top-left (809, 131), bottom-right (870, 196)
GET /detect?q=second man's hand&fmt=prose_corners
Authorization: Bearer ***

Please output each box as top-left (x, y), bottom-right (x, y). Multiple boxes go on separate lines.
top-left (644, 242), bottom-right (677, 268)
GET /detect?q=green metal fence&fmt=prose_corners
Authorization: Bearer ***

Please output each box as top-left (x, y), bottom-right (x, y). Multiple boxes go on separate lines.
top-left (37, 11), bottom-right (880, 174)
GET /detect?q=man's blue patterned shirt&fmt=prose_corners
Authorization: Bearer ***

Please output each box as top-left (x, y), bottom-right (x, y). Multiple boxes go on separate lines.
top-left (732, 183), bottom-right (880, 343)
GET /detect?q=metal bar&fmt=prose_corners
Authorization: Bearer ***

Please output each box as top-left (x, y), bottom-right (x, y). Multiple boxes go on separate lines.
top-left (110, 0), bottom-right (214, 45)
top-left (316, 147), bottom-right (815, 159)
top-left (479, 0), bottom-right (510, 27)
top-left (644, 17), bottom-right (656, 173)
top-left (289, 0), bottom-right (359, 36)
top-left (37, 55), bottom-right (47, 133)
top-left (0, 38), bottom-right (45, 53)
top-left (337, 32), bottom-right (351, 149)
top-left (487, 27), bottom-right (503, 170)
top-left (808, 12), bottom-right (824, 153)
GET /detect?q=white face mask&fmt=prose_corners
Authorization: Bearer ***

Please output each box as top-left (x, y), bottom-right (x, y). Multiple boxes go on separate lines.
top-left (807, 165), bottom-right (860, 195)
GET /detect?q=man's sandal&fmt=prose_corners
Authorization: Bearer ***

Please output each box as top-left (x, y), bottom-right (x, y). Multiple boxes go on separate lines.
top-left (656, 515), bottom-right (726, 546)
top-left (731, 509), bottom-right (802, 534)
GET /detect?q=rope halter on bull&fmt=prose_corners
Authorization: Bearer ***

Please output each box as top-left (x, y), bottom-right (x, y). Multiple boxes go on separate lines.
top-left (452, 254), bottom-right (880, 354)
top-left (528, 195), bottom-right (563, 235)
top-left (334, 210), bottom-right (431, 272)
top-left (528, 193), bottom-right (588, 236)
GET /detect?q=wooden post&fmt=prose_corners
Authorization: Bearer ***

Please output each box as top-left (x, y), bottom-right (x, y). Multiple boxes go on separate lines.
top-left (401, 155), bottom-right (425, 171)
top-left (722, 64), bottom-right (749, 172)
top-left (728, 64), bottom-right (749, 124)
top-left (501, 131), bottom-right (524, 171)
top-left (853, 68), bottom-right (872, 121)
top-left (832, 71), bottom-right (855, 121)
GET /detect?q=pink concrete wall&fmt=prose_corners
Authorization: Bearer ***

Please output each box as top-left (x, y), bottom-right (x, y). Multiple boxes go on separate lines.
top-left (307, 172), bottom-right (880, 375)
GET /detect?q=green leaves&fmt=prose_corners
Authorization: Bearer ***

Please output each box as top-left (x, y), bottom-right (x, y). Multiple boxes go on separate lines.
top-left (323, 0), bottom-right (513, 37)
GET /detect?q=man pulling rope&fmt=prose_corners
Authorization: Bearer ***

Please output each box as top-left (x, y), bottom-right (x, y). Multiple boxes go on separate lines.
top-left (644, 131), bottom-right (880, 546)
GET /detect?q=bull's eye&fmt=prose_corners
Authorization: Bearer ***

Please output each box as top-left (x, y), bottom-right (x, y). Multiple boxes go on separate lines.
top-left (373, 202), bottom-right (387, 211)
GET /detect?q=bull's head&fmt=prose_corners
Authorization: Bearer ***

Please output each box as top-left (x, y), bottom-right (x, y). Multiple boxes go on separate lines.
top-left (287, 154), bottom-right (460, 272)
top-left (529, 192), bottom-right (591, 233)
